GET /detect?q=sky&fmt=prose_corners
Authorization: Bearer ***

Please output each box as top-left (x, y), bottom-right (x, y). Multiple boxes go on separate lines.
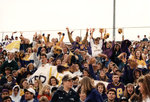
top-left (0, 0), bottom-right (150, 42)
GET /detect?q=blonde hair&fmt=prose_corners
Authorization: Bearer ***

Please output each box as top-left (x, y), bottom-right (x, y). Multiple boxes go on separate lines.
top-left (80, 77), bottom-right (94, 94)
top-left (39, 84), bottom-right (51, 96)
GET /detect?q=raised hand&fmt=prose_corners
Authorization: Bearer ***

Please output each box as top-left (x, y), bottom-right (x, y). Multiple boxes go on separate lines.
top-left (66, 27), bottom-right (69, 32)
top-left (88, 57), bottom-right (96, 65)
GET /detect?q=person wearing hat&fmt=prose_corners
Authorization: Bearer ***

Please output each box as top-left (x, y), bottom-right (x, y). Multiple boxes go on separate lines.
top-left (51, 74), bottom-right (80, 102)
top-left (22, 88), bottom-right (39, 102)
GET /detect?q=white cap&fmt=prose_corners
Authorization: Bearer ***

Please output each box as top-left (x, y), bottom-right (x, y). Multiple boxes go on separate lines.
top-left (25, 88), bottom-right (35, 96)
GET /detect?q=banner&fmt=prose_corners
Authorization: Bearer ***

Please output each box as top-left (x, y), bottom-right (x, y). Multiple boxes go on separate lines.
top-left (4, 40), bottom-right (20, 52)
top-left (28, 64), bottom-right (75, 85)
top-left (28, 64), bottom-right (108, 87)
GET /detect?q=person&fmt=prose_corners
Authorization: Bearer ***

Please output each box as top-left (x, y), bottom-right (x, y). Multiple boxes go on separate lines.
top-left (96, 82), bottom-right (107, 100)
top-left (66, 28), bottom-right (88, 51)
top-left (0, 53), bottom-right (18, 75)
top-left (104, 88), bottom-right (117, 102)
top-left (138, 74), bottom-right (150, 102)
top-left (80, 76), bottom-right (103, 102)
top-left (123, 83), bottom-right (135, 100)
top-left (23, 88), bottom-right (39, 102)
top-left (143, 35), bottom-right (148, 41)
top-left (0, 89), bottom-right (10, 102)
top-left (2, 96), bottom-right (14, 102)
top-left (10, 85), bottom-right (21, 102)
top-left (38, 84), bottom-right (51, 101)
top-left (51, 74), bottom-right (80, 102)
top-left (89, 28), bottom-right (103, 57)
top-left (107, 73), bottom-right (125, 100)
top-left (48, 76), bottom-right (59, 88)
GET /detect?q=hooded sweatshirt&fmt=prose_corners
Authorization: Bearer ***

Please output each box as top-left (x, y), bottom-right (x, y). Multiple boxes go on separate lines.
top-left (10, 85), bottom-right (21, 102)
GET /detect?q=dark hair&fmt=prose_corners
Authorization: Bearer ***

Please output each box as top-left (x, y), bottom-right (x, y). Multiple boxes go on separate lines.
top-left (48, 76), bottom-right (59, 86)
top-left (40, 53), bottom-right (47, 59)
top-left (107, 88), bottom-right (116, 95)
top-left (2, 96), bottom-right (12, 102)
top-left (51, 87), bottom-right (58, 93)
top-left (96, 82), bottom-right (106, 94)
top-left (19, 78), bottom-right (27, 88)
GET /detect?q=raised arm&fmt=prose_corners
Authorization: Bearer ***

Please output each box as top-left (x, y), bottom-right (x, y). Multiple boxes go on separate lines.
top-left (66, 27), bottom-right (74, 44)
top-left (82, 28), bottom-right (89, 44)
top-left (56, 33), bottom-right (65, 46)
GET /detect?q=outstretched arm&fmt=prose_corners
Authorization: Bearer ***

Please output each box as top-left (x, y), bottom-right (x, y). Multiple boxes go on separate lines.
top-left (82, 28), bottom-right (89, 44)
top-left (66, 27), bottom-right (74, 44)
top-left (56, 33), bottom-right (65, 46)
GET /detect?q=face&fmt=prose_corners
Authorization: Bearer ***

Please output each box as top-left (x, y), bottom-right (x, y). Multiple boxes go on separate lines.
top-left (22, 80), bottom-right (28, 88)
top-left (107, 91), bottom-right (116, 101)
top-left (83, 70), bottom-right (89, 77)
top-left (5, 70), bottom-right (11, 75)
top-left (29, 64), bottom-right (34, 70)
top-left (2, 92), bottom-right (9, 98)
top-left (12, 71), bottom-right (18, 77)
top-left (27, 48), bottom-right (32, 53)
top-left (83, 63), bottom-right (88, 68)
top-left (44, 87), bottom-right (50, 94)
top-left (51, 78), bottom-right (57, 86)
top-left (8, 53), bottom-right (13, 60)
top-left (94, 40), bottom-right (99, 45)
top-left (63, 47), bottom-right (68, 53)
top-left (56, 59), bottom-right (61, 65)
top-left (106, 42), bottom-right (111, 48)
top-left (136, 51), bottom-right (141, 57)
top-left (25, 92), bottom-right (33, 100)
top-left (138, 82), bottom-right (145, 94)
top-left (3, 98), bottom-right (11, 102)
top-left (135, 71), bottom-right (140, 79)
top-left (41, 55), bottom-right (47, 64)
top-left (34, 80), bottom-right (39, 87)
top-left (98, 85), bottom-right (104, 94)
top-left (143, 49), bottom-right (148, 54)
top-left (14, 87), bottom-right (19, 96)
top-left (112, 75), bottom-right (119, 83)
top-left (63, 80), bottom-right (73, 89)
top-left (79, 91), bottom-right (86, 101)
top-left (76, 36), bottom-right (80, 42)
top-left (115, 45), bottom-right (120, 50)
top-left (7, 76), bottom-right (13, 82)
top-left (100, 70), bottom-right (105, 77)
top-left (127, 85), bottom-right (134, 95)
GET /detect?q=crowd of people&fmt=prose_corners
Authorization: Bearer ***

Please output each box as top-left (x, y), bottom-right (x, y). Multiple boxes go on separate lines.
top-left (0, 28), bottom-right (150, 102)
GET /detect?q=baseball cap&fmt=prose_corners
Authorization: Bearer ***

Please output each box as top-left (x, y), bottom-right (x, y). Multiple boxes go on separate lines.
top-left (62, 74), bottom-right (73, 82)
top-left (24, 88), bottom-right (35, 96)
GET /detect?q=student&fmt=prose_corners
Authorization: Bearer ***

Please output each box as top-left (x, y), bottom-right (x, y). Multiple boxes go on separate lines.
top-left (51, 74), bottom-right (80, 102)
top-left (138, 74), bottom-right (150, 102)
top-left (80, 76), bottom-right (103, 102)
top-left (104, 88), bottom-right (117, 102)
top-left (2, 96), bottom-right (14, 102)
top-left (23, 88), bottom-right (39, 102)
top-left (10, 85), bottom-right (21, 102)
top-left (107, 73), bottom-right (125, 100)
top-left (96, 82), bottom-right (107, 100)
